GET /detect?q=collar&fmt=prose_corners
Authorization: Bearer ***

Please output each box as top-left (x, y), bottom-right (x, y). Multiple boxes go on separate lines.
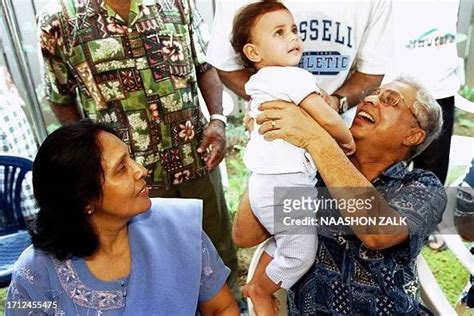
top-left (373, 160), bottom-right (408, 183)
top-left (104, 0), bottom-right (142, 25)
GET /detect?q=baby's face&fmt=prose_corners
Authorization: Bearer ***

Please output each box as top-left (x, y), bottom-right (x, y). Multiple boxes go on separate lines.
top-left (250, 9), bottom-right (303, 67)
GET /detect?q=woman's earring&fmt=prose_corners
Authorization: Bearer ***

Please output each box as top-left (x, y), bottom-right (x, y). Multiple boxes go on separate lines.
top-left (85, 206), bottom-right (94, 215)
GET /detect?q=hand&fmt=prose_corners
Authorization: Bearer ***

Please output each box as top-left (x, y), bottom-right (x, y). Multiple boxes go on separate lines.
top-left (340, 138), bottom-right (356, 156)
top-left (256, 100), bottom-right (326, 150)
top-left (245, 283), bottom-right (279, 316)
top-left (197, 120), bottom-right (226, 171)
top-left (243, 111), bottom-right (254, 132)
top-left (320, 89), bottom-right (339, 112)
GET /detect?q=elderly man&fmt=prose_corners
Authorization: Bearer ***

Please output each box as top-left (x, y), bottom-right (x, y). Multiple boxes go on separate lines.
top-left (234, 76), bottom-right (447, 314)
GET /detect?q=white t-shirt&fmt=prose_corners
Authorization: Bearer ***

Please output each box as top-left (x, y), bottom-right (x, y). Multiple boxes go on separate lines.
top-left (207, 0), bottom-right (393, 94)
top-left (244, 66), bottom-right (320, 174)
top-left (384, 0), bottom-right (461, 99)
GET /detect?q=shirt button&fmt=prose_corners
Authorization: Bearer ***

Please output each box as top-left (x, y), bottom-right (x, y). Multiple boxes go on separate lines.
top-left (128, 28), bottom-right (133, 32)
top-left (148, 89), bottom-right (153, 94)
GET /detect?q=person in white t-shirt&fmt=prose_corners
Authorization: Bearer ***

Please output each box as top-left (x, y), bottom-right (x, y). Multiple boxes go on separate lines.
top-left (385, 0), bottom-right (461, 184)
top-left (207, 0), bottom-right (393, 113)
top-left (230, 2), bottom-right (355, 314)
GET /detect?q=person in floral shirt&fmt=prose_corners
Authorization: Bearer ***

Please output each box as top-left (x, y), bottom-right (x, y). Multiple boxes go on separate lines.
top-left (37, 0), bottom-right (239, 298)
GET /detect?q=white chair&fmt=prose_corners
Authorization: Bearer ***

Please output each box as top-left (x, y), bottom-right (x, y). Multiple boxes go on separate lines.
top-left (417, 255), bottom-right (457, 315)
top-left (419, 174), bottom-right (474, 315)
top-left (455, 94), bottom-right (474, 114)
top-left (438, 176), bottom-right (474, 276)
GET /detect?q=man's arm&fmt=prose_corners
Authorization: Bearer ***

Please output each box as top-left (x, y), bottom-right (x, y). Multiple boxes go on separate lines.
top-left (216, 69), bottom-right (251, 100)
top-left (256, 101), bottom-right (409, 250)
top-left (186, 0), bottom-right (227, 169)
top-left (38, 8), bottom-right (81, 125)
top-left (51, 102), bottom-right (82, 125)
top-left (206, 0), bottom-right (250, 99)
top-left (326, 0), bottom-right (392, 110)
top-left (198, 67), bottom-right (224, 116)
top-left (197, 68), bottom-right (227, 170)
top-left (325, 72), bottom-right (384, 111)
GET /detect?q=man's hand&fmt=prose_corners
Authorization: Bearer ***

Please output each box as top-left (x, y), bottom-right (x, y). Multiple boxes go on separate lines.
top-left (256, 100), bottom-right (323, 150)
top-left (51, 102), bottom-right (82, 125)
top-left (197, 120), bottom-right (226, 170)
top-left (340, 139), bottom-right (356, 156)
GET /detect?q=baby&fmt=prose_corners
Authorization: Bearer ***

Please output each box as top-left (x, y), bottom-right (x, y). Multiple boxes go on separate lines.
top-left (231, 1), bottom-right (355, 314)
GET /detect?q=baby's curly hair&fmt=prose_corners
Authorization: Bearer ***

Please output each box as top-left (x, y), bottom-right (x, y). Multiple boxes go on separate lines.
top-left (230, 0), bottom-right (289, 71)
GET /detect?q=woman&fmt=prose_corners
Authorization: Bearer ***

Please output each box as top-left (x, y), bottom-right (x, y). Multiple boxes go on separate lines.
top-left (6, 120), bottom-right (238, 315)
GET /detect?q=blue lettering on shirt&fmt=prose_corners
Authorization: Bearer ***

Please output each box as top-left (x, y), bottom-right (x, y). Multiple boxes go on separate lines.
top-left (298, 19), bottom-right (353, 75)
top-left (299, 19), bottom-right (352, 48)
top-left (298, 52), bottom-right (350, 75)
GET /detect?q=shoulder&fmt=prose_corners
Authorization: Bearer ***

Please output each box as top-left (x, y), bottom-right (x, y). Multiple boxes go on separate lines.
top-left (130, 198), bottom-right (203, 235)
top-left (249, 67), bottom-right (314, 85)
top-left (149, 197), bottom-right (203, 222)
top-left (404, 168), bottom-right (444, 188)
top-left (257, 66), bottom-right (313, 78)
top-left (391, 168), bottom-right (446, 205)
top-left (387, 168), bottom-right (447, 224)
top-left (285, 66), bottom-right (314, 78)
top-left (37, 0), bottom-right (64, 24)
top-left (12, 246), bottom-right (54, 285)
top-left (15, 246), bottom-right (52, 268)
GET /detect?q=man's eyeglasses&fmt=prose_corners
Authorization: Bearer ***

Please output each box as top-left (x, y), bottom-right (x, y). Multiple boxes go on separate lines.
top-left (361, 88), bottom-right (421, 127)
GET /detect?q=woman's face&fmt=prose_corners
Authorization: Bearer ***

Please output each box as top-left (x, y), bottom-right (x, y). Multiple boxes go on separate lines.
top-left (92, 131), bottom-right (151, 221)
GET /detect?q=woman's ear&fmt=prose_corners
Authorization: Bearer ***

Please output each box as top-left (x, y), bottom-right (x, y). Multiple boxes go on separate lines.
top-left (243, 43), bottom-right (261, 63)
top-left (403, 127), bottom-right (426, 147)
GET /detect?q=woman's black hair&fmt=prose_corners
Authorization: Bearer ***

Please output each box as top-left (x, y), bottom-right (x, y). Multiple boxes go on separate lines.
top-left (30, 119), bottom-right (118, 260)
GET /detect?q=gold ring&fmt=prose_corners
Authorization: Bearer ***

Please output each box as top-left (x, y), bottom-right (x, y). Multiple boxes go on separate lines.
top-left (271, 120), bottom-right (276, 129)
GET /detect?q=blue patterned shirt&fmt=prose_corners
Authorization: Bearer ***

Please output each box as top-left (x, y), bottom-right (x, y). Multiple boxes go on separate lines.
top-left (288, 161), bottom-right (447, 315)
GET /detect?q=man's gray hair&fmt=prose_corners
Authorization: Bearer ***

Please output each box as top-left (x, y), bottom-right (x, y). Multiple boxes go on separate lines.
top-left (394, 75), bottom-right (443, 160)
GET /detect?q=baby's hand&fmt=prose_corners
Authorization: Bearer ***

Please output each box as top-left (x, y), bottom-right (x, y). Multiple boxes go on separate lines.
top-left (243, 112), bottom-right (254, 132)
top-left (340, 139), bottom-right (356, 156)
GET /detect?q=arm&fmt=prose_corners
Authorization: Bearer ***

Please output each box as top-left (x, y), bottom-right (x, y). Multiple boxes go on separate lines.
top-left (197, 68), bottom-right (227, 170)
top-left (325, 72), bottom-right (384, 110)
top-left (256, 102), bottom-right (408, 250)
top-left (199, 285), bottom-right (239, 316)
top-left (299, 93), bottom-right (354, 149)
top-left (198, 232), bottom-right (239, 315)
top-left (198, 67), bottom-right (224, 117)
top-left (187, 0), bottom-right (226, 170)
top-left (216, 69), bottom-right (251, 100)
top-left (206, 0), bottom-right (250, 99)
top-left (327, 0), bottom-right (393, 110)
top-left (38, 10), bottom-right (81, 125)
top-left (51, 101), bottom-right (82, 124)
